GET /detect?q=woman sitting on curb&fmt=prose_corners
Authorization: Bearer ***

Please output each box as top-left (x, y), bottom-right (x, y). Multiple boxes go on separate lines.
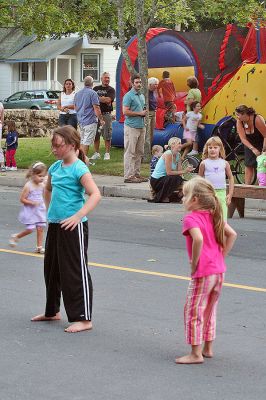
top-left (149, 137), bottom-right (194, 203)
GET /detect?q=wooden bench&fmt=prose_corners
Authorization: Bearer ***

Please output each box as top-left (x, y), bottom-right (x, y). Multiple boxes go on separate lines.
top-left (227, 184), bottom-right (266, 218)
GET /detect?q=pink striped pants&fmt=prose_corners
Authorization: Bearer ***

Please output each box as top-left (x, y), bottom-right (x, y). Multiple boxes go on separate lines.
top-left (184, 273), bottom-right (224, 345)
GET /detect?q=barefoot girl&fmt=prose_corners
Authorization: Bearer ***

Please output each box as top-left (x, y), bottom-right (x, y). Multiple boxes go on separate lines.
top-left (31, 125), bottom-right (101, 333)
top-left (199, 136), bottom-right (234, 220)
top-left (175, 177), bottom-right (237, 364)
top-left (9, 162), bottom-right (47, 253)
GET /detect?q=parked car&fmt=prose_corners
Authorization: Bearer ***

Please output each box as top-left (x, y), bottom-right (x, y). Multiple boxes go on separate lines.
top-left (2, 90), bottom-right (61, 110)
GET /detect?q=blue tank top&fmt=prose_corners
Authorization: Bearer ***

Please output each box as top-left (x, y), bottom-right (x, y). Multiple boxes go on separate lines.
top-left (151, 150), bottom-right (180, 179)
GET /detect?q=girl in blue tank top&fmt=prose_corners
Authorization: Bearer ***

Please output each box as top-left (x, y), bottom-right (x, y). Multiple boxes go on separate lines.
top-left (199, 136), bottom-right (234, 220)
top-left (31, 126), bottom-right (101, 333)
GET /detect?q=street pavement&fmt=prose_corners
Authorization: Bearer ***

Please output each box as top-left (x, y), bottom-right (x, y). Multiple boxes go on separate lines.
top-left (0, 189), bottom-right (266, 400)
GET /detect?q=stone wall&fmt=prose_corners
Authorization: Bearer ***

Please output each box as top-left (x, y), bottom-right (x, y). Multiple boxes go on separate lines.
top-left (2, 109), bottom-right (60, 137)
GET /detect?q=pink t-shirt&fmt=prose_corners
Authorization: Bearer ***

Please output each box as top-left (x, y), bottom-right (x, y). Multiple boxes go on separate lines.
top-left (182, 210), bottom-right (226, 278)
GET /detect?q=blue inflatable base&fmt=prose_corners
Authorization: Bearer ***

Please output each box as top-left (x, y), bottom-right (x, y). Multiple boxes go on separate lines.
top-left (112, 121), bottom-right (213, 150)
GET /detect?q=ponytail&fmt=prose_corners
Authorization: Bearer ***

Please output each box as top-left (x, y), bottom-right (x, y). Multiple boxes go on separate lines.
top-left (212, 195), bottom-right (225, 248)
top-left (77, 148), bottom-right (86, 163)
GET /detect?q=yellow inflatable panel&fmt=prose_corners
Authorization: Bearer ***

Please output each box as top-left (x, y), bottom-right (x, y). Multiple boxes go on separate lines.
top-left (202, 64), bottom-right (266, 124)
top-left (148, 66), bottom-right (195, 92)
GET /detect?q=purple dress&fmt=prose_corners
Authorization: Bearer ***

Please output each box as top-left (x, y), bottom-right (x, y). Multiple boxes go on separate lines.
top-left (19, 182), bottom-right (46, 226)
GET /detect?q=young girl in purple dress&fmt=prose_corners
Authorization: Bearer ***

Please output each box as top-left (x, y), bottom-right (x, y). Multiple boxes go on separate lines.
top-left (9, 161), bottom-right (47, 253)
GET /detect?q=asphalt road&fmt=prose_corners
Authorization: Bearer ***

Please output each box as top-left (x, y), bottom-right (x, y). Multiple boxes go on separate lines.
top-left (0, 186), bottom-right (266, 400)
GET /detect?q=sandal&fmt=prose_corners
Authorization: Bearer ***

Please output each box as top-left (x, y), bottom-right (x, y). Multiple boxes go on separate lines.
top-left (35, 246), bottom-right (45, 254)
top-left (9, 234), bottom-right (18, 247)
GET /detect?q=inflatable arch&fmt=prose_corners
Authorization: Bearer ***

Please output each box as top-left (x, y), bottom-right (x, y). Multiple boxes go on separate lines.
top-left (112, 23), bottom-right (266, 148)
top-left (112, 28), bottom-right (203, 147)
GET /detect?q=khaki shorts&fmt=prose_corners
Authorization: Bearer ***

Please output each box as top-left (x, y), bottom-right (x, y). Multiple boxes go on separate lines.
top-left (95, 113), bottom-right (113, 141)
top-left (80, 123), bottom-right (97, 146)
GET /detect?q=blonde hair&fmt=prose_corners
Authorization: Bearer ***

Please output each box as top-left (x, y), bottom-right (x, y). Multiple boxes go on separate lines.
top-left (168, 137), bottom-right (181, 148)
top-left (26, 161), bottom-right (47, 179)
top-left (151, 145), bottom-right (163, 155)
top-left (183, 177), bottom-right (225, 247)
top-left (202, 136), bottom-right (226, 160)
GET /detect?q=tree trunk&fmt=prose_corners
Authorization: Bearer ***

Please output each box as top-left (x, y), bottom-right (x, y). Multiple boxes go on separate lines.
top-left (135, 0), bottom-right (150, 162)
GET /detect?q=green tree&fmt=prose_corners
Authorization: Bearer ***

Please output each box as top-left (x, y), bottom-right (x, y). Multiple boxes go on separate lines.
top-left (1, 0), bottom-right (265, 159)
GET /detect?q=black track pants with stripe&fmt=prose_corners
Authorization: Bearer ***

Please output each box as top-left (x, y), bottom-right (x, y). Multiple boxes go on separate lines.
top-left (44, 222), bottom-right (93, 322)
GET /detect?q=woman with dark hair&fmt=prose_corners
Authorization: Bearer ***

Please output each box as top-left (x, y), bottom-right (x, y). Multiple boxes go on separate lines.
top-left (185, 76), bottom-right (202, 112)
top-left (57, 78), bottom-right (77, 129)
top-left (235, 105), bottom-right (266, 184)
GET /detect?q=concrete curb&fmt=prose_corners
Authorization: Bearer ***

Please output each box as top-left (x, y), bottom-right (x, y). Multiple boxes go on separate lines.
top-left (1, 170), bottom-right (266, 210)
top-left (0, 171), bottom-right (151, 200)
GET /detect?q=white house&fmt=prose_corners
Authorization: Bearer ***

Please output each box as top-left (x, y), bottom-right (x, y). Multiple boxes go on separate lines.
top-left (0, 28), bottom-right (120, 100)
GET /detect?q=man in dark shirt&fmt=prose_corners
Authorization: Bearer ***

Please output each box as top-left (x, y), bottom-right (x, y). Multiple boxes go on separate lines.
top-left (148, 77), bottom-right (159, 147)
top-left (92, 72), bottom-right (116, 160)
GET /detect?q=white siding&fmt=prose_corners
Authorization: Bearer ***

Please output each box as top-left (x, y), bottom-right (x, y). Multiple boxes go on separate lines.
top-left (71, 42), bottom-right (120, 90)
top-left (0, 63), bottom-right (12, 99)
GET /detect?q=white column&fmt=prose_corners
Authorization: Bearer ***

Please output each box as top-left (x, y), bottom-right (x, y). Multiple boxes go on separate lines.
top-left (68, 58), bottom-right (72, 78)
top-left (54, 58), bottom-right (58, 87)
top-left (46, 59), bottom-right (51, 89)
top-left (28, 62), bottom-right (32, 82)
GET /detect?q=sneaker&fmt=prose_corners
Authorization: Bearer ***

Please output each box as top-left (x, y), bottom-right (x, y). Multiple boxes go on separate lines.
top-left (9, 234), bottom-right (18, 247)
top-left (35, 246), bottom-right (45, 254)
top-left (1, 166), bottom-right (6, 172)
top-left (91, 152), bottom-right (101, 160)
top-left (10, 166), bottom-right (17, 171)
top-left (5, 167), bottom-right (11, 171)
top-left (135, 175), bottom-right (149, 182)
top-left (187, 150), bottom-right (198, 156)
top-left (103, 153), bottom-right (110, 160)
top-left (124, 176), bottom-right (142, 183)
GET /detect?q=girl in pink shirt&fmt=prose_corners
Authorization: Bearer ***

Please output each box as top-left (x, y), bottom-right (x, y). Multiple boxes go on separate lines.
top-left (175, 177), bottom-right (237, 365)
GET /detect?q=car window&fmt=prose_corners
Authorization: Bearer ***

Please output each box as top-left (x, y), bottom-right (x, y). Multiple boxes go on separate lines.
top-left (34, 92), bottom-right (45, 99)
top-left (20, 91), bottom-right (34, 100)
top-left (46, 91), bottom-right (60, 99)
top-left (8, 92), bottom-right (23, 101)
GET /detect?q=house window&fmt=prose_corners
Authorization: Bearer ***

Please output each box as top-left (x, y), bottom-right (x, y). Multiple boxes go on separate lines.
top-left (81, 54), bottom-right (100, 81)
top-left (19, 63), bottom-right (28, 81)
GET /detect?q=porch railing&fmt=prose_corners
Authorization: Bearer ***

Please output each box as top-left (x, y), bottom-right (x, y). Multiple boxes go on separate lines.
top-left (11, 80), bottom-right (63, 93)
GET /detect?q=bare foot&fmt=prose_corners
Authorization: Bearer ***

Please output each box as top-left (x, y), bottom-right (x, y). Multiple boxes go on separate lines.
top-left (65, 321), bottom-right (92, 333)
top-left (31, 312), bottom-right (61, 321)
top-left (202, 341), bottom-right (213, 358)
top-left (202, 351), bottom-right (213, 358)
top-left (175, 354), bottom-right (204, 364)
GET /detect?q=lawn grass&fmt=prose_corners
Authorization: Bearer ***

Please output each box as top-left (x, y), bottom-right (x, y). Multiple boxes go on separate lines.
top-left (1, 137), bottom-right (150, 177)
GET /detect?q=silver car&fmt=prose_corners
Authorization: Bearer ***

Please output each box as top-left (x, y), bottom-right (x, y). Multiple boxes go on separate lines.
top-left (2, 90), bottom-right (61, 110)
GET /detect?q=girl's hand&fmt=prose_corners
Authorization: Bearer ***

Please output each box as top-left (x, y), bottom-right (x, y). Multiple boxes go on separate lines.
top-left (61, 214), bottom-right (81, 231)
top-left (226, 194), bottom-right (232, 205)
top-left (252, 148), bottom-right (260, 156)
top-left (190, 260), bottom-right (197, 274)
top-left (185, 165), bottom-right (195, 173)
top-left (199, 124), bottom-right (205, 129)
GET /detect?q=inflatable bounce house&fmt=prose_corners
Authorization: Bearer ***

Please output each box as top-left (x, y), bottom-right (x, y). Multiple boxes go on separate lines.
top-left (112, 22), bottom-right (266, 148)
